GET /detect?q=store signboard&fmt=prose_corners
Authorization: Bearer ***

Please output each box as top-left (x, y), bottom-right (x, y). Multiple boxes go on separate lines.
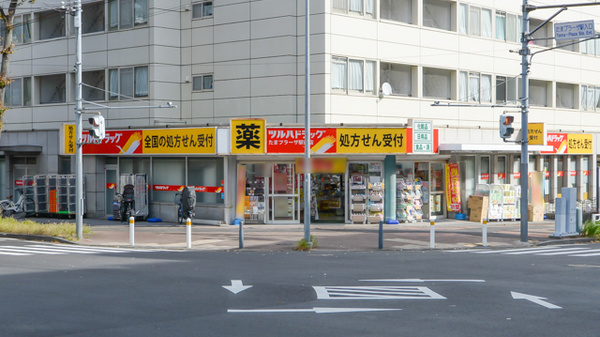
top-left (554, 20), bottom-right (594, 41)
top-left (231, 118), bottom-right (266, 154)
top-left (295, 157), bottom-right (347, 174)
top-left (528, 123), bottom-right (545, 145)
top-left (336, 128), bottom-right (407, 154)
top-left (70, 128), bottom-right (216, 155)
top-left (445, 163), bottom-right (461, 212)
top-left (542, 132), bottom-right (593, 154)
top-left (267, 128), bottom-right (336, 154)
top-left (62, 124), bottom-right (76, 155)
top-left (412, 120), bottom-right (433, 153)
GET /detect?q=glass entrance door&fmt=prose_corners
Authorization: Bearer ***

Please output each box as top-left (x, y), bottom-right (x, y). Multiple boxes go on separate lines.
top-left (268, 163), bottom-right (300, 223)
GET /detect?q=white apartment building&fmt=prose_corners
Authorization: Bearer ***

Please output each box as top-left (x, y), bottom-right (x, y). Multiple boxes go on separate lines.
top-left (0, 0), bottom-right (598, 224)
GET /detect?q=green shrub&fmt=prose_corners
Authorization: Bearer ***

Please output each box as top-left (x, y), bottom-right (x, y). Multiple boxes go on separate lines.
top-left (296, 235), bottom-right (318, 251)
top-left (0, 217), bottom-right (91, 241)
top-left (581, 220), bottom-right (600, 237)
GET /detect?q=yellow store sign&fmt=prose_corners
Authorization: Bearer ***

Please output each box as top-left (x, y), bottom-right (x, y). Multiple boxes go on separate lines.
top-left (336, 128), bottom-right (407, 154)
top-left (231, 119), bottom-right (266, 154)
top-left (528, 123), bottom-right (545, 145)
top-left (143, 128), bottom-right (215, 154)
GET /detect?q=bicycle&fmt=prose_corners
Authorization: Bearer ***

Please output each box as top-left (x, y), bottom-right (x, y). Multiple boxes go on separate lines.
top-left (175, 187), bottom-right (196, 224)
top-left (175, 192), bottom-right (184, 224)
top-left (0, 194), bottom-right (31, 218)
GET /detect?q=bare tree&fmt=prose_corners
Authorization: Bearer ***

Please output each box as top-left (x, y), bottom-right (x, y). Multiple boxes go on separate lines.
top-left (0, 1), bottom-right (35, 130)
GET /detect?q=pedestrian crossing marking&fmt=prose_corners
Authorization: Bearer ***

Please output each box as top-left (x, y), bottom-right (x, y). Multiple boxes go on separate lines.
top-left (449, 245), bottom-right (600, 257)
top-left (0, 244), bottom-right (162, 256)
top-left (313, 286), bottom-right (446, 300)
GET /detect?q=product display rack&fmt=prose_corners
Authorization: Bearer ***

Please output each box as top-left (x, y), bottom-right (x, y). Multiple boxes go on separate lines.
top-left (396, 178), bottom-right (424, 222)
top-left (475, 184), bottom-right (521, 221)
top-left (350, 174), bottom-right (367, 224)
top-left (368, 182), bottom-right (384, 223)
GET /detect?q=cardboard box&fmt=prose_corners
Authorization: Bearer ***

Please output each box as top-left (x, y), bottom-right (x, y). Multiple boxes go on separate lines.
top-left (528, 205), bottom-right (544, 222)
top-left (468, 195), bottom-right (488, 209)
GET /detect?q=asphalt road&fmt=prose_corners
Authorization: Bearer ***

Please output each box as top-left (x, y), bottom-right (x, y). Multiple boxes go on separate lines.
top-left (1, 239), bottom-right (599, 337)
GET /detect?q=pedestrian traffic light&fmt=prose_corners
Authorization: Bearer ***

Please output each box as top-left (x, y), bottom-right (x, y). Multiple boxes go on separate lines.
top-left (500, 115), bottom-right (514, 139)
top-left (89, 115), bottom-right (105, 140)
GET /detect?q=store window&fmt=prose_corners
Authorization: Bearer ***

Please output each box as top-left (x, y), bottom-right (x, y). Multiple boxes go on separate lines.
top-left (349, 163), bottom-right (384, 223)
top-left (188, 158), bottom-right (224, 204)
top-left (423, 67), bottom-right (452, 99)
top-left (380, 63), bottom-right (412, 96)
top-left (152, 158), bottom-right (185, 203)
top-left (556, 159), bottom-right (564, 195)
top-left (480, 156), bottom-right (490, 184)
top-left (423, 0), bottom-right (452, 31)
top-left (380, 0), bottom-right (411, 24)
top-left (582, 157), bottom-right (589, 199)
top-left (513, 155), bottom-right (521, 186)
top-left (430, 163), bottom-right (444, 216)
top-left (542, 157), bottom-right (550, 202)
top-left (497, 156), bottom-right (506, 184)
top-left (568, 157), bottom-right (577, 188)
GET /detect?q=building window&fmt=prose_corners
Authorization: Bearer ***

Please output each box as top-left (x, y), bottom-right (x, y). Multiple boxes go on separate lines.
top-left (331, 57), bottom-right (375, 95)
top-left (192, 74), bottom-right (213, 91)
top-left (380, 0), bottom-right (411, 24)
top-left (0, 15), bottom-right (31, 44)
top-left (83, 1), bottom-right (105, 34)
top-left (193, 1), bottom-right (213, 18)
top-left (38, 10), bottom-right (65, 40)
top-left (39, 74), bottom-right (66, 104)
top-left (109, 0), bottom-right (148, 31)
top-left (380, 63), bottom-right (412, 96)
top-left (459, 5), bottom-right (492, 37)
top-left (495, 11), bottom-right (518, 42)
top-left (580, 85), bottom-right (600, 111)
top-left (4, 77), bottom-right (32, 107)
top-left (332, 0), bottom-right (375, 18)
top-left (556, 83), bottom-right (575, 109)
top-left (423, 67), bottom-right (451, 99)
top-left (188, 158), bottom-right (224, 204)
top-left (530, 18), bottom-right (550, 47)
top-left (83, 70), bottom-right (105, 101)
top-left (496, 76), bottom-right (518, 104)
top-left (109, 66), bottom-right (148, 100)
top-left (529, 80), bottom-right (549, 107)
top-left (459, 71), bottom-right (491, 103)
top-left (423, 0), bottom-right (452, 31)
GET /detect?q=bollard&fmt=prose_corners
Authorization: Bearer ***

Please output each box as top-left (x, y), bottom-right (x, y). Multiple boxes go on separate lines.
top-left (186, 217), bottom-right (192, 248)
top-left (129, 216), bottom-right (135, 247)
top-left (378, 220), bottom-right (383, 250)
top-left (482, 219), bottom-right (488, 247)
top-left (430, 220), bottom-right (435, 249)
top-left (239, 220), bottom-right (244, 249)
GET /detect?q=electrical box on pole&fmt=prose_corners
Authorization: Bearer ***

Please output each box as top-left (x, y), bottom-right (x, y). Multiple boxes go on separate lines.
top-left (89, 115), bottom-right (105, 140)
top-left (500, 115), bottom-right (515, 139)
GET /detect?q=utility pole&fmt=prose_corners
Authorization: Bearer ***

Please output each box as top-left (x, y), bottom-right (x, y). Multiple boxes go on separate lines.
top-left (74, 0), bottom-right (84, 240)
top-left (304, 0), bottom-right (311, 245)
top-left (520, 0), bottom-right (530, 243)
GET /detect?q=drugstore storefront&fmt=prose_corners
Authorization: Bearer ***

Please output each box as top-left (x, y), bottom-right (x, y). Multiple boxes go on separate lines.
top-left (232, 119), bottom-right (446, 224)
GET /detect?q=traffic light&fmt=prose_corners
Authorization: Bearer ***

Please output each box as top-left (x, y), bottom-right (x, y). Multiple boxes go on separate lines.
top-left (89, 115), bottom-right (105, 140)
top-left (499, 115), bottom-right (514, 139)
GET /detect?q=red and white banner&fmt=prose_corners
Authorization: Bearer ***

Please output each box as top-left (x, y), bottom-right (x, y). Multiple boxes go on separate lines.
top-left (151, 185), bottom-right (223, 193)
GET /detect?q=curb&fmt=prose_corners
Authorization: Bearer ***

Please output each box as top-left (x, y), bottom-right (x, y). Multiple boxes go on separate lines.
top-left (0, 233), bottom-right (75, 245)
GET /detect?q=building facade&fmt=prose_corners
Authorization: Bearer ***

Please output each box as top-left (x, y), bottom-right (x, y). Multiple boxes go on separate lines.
top-left (0, 0), bottom-right (598, 223)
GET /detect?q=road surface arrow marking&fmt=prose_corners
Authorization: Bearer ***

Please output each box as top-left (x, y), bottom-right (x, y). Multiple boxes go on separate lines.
top-left (228, 307), bottom-right (402, 314)
top-left (511, 292), bottom-right (562, 309)
top-left (222, 280), bottom-right (252, 294)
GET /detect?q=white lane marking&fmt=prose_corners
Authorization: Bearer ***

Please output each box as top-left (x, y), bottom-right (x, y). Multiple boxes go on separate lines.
top-left (0, 249), bottom-right (31, 256)
top-left (313, 286), bottom-right (446, 300)
top-left (511, 291), bottom-right (562, 309)
top-left (360, 279), bottom-right (485, 283)
top-left (228, 307), bottom-right (402, 314)
top-left (538, 248), bottom-right (600, 256)
top-left (506, 247), bottom-right (590, 255)
top-left (475, 246), bottom-right (563, 254)
top-left (0, 246), bottom-right (64, 255)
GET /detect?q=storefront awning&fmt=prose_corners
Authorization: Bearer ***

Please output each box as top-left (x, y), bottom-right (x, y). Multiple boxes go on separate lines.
top-left (0, 145), bottom-right (43, 154)
top-left (439, 143), bottom-right (553, 153)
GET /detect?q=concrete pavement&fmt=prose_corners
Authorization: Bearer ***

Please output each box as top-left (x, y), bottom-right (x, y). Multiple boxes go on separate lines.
top-left (60, 217), bottom-right (592, 251)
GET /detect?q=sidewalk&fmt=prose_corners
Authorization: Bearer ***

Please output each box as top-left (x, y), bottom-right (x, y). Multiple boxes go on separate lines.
top-left (67, 217), bottom-right (592, 251)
